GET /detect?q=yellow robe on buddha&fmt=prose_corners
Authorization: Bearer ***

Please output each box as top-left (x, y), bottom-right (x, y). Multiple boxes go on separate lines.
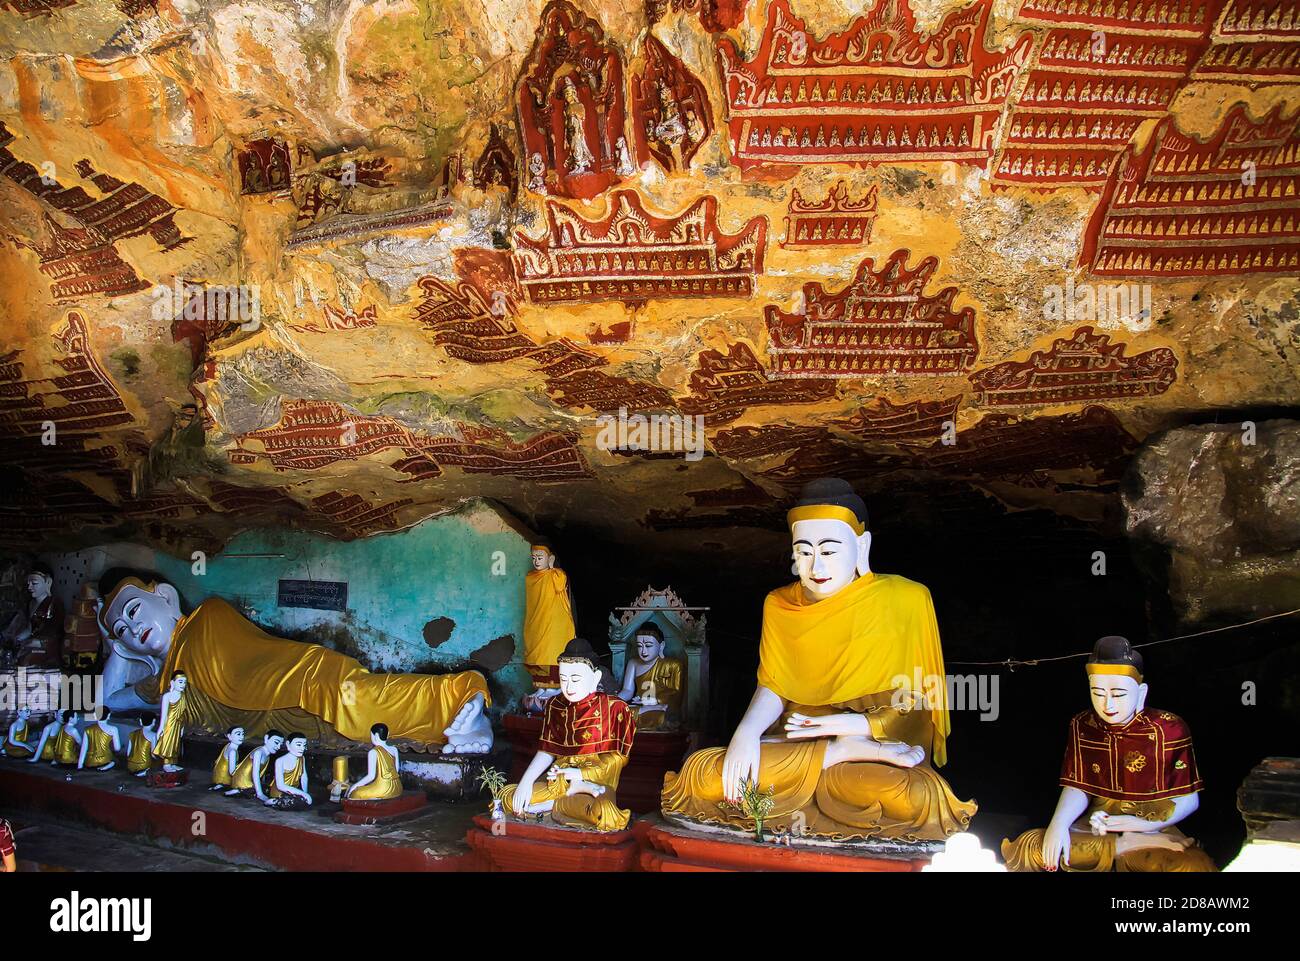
top-left (53, 727), bottom-right (80, 765)
top-left (230, 750), bottom-right (270, 792)
top-left (159, 598), bottom-right (489, 746)
top-left (3, 722), bottom-right (33, 758)
top-left (662, 573), bottom-right (977, 842)
top-left (154, 690), bottom-right (187, 763)
top-left (126, 730), bottom-right (153, 773)
top-left (349, 746), bottom-right (402, 800)
top-left (212, 746), bottom-right (238, 787)
top-left (523, 569), bottom-right (575, 687)
top-left (82, 724), bottom-right (116, 768)
top-left (1002, 798), bottom-right (1217, 872)
top-left (630, 656), bottom-right (683, 731)
top-left (501, 752), bottom-right (631, 832)
top-left (268, 755), bottom-right (306, 798)
top-left (38, 725), bottom-right (60, 761)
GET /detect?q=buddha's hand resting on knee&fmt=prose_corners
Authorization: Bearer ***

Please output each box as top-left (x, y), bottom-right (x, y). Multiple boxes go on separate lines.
top-left (784, 712), bottom-right (870, 739)
top-left (722, 733), bottom-right (761, 803)
top-left (512, 780), bottom-right (535, 815)
top-left (1042, 822), bottom-right (1071, 871)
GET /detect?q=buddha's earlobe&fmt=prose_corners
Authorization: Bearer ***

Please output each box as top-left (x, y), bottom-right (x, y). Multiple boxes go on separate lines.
top-left (856, 531), bottom-right (872, 577)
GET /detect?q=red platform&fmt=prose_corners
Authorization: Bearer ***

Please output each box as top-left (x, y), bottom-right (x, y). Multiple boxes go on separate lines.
top-left (635, 818), bottom-right (931, 872)
top-left (502, 712), bottom-right (689, 813)
top-left (464, 814), bottom-right (640, 871)
top-left (335, 790), bottom-right (428, 825)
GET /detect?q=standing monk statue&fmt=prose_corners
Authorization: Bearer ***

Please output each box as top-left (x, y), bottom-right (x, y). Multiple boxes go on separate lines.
top-left (662, 478), bottom-right (976, 842)
top-left (522, 543), bottom-right (576, 713)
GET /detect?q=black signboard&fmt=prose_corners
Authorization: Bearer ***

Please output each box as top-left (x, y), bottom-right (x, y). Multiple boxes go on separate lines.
top-left (277, 579), bottom-right (348, 611)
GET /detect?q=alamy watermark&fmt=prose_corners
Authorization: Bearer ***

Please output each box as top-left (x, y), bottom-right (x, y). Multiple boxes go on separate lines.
top-left (595, 407), bottom-right (705, 462)
top-left (0, 669), bottom-right (103, 716)
top-left (890, 669), bottom-right (1001, 722)
top-left (150, 277), bottom-right (262, 331)
top-left (1043, 277), bottom-right (1152, 331)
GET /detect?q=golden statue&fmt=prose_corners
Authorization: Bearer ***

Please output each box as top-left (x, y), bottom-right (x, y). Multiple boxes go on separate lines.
top-left (265, 732), bottom-right (312, 810)
top-left (210, 725), bottom-right (245, 792)
top-left (502, 639), bottom-right (636, 832)
top-left (616, 623), bottom-right (683, 731)
top-left (346, 723), bottom-right (403, 801)
top-left (98, 576), bottom-right (493, 753)
top-left (1002, 636), bottom-right (1215, 872)
top-left (153, 672), bottom-right (189, 772)
top-left (662, 478), bottom-right (976, 842)
top-left (522, 543), bottom-right (576, 710)
top-left (77, 714), bottom-right (121, 770)
top-left (126, 719), bottom-right (157, 776)
top-left (227, 731), bottom-right (285, 801)
top-left (3, 708), bottom-right (36, 759)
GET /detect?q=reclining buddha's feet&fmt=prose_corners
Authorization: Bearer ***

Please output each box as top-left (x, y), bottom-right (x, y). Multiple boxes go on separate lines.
top-left (442, 693), bottom-right (492, 754)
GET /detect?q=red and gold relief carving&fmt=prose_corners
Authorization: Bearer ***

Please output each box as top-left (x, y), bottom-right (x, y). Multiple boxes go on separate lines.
top-left (238, 137), bottom-right (292, 195)
top-left (286, 304), bottom-right (379, 334)
top-left (231, 400), bottom-right (592, 480)
top-left (310, 491), bottom-right (414, 538)
top-left (717, 0), bottom-right (1029, 172)
top-left (969, 326), bottom-right (1177, 406)
top-left (709, 424), bottom-right (834, 460)
top-left (473, 124), bottom-right (518, 198)
top-left (677, 342), bottom-right (835, 427)
top-left (413, 276), bottom-right (533, 363)
top-left (645, 0), bottom-right (748, 33)
top-left (993, 0), bottom-right (1215, 192)
top-left (631, 35), bottom-right (713, 174)
top-left (783, 181), bottom-right (878, 248)
top-left (513, 190), bottom-right (766, 304)
top-left (765, 250), bottom-right (979, 378)
top-left (833, 394), bottom-right (961, 443)
top-left (0, 0), bottom-right (77, 16)
top-left (1082, 103), bottom-right (1300, 276)
top-left (1, 129), bottom-right (188, 298)
top-left (1192, 0), bottom-right (1300, 86)
top-left (517, 0), bottom-right (630, 200)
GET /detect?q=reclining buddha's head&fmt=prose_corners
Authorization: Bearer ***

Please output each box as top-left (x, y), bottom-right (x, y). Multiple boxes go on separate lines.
top-left (99, 577), bottom-right (182, 660)
top-left (1085, 635), bottom-right (1148, 727)
top-left (787, 478), bottom-right (872, 602)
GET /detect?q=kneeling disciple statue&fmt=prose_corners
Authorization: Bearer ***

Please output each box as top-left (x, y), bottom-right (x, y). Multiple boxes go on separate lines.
top-left (1002, 636), bottom-right (1215, 872)
top-left (502, 638), bottom-right (636, 832)
top-left (347, 723), bottom-right (402, 801)
top-left (662, 478), bottom-right (976, 842)
top-left (265, 733), bottom-right (312, 810)
top-left (228, 731), bottom-right (285, 801)
top-left (4, 708), bottom-right (36, 759)
top-left (126, 717), bottom-right (157, 776)
top-left (77, 713), bottom-right (121, 771)
top-left (211, 726), bottom-right (246, 792)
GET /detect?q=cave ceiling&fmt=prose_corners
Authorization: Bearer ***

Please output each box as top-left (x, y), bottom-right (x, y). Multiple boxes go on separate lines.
top-left (1, 0), bottom-right (1298, 563)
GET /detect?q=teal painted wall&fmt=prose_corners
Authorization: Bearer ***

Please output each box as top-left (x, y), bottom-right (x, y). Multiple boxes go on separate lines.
top-left (44, 500), bottom-right (534, 709)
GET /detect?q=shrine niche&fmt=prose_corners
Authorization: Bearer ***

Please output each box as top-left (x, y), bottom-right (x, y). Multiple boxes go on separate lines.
top-left (834, 395), bottom-right (961, 443)
top-left (716, 0), bottom-right (1029, 172)
top-left (513, 190), bottom-right (767, 305)
top-left (969, 327), bottom-right (1178, 407)
top-left (230, 400), bottom-right (591, 480)
top-left (238, 137), bottom-right (292, 195)
top-left (782, 182), bottom-right (878, 248)
top-left (677, 342), bottom-right (835, 426)
top-left (631, 35), bottom-right (713, 174)
top-left (1192, 0), bottom-right (1300, 86)
top-left (1081, 103), bottom-right (1300, 277)
top-left (765, 250), bottom-right (980, 378)
top-left (992, 0), bottom-right (1214, 192)
top-left (516, 0), bottom-right (630, 201)
top-left (608, 585), bottom-right (709, 730)
top-left (472, 124), bottom-right (518, 199)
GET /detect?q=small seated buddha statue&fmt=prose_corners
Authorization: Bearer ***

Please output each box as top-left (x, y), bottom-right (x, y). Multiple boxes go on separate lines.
top-left (521, 543), bottom-right (576, 713)
top-left (210, 726), bottom-right (246, 792)
top-left (77, 713), bottom-right (121, 771)
top-left (28, 711), bottom-right (69, 764)
top-left (2, 563), bottom-right (63, 669)
top-left (616, 623), bottom-right (683, 731)
top-left (346, 723), bottom-right (402, 801)
top-left (126, 718), bottom-right (158, 776)
top-left (152, 671), bottom-right (189, 773)
top-left (662, 478), bottom-right (977, 842)
top-left (3, 708), bottom-right (36, 759)
top-left (51, 712), bottom-right (83, 766)
top-left (502, 638), bottom-right (636, 832)
top-left (227, 730), bottom-right (285, 801)
top-left (265, 732), bottom-right (313, 810)
top-left (1002, 636), bottom-right (1215, 872)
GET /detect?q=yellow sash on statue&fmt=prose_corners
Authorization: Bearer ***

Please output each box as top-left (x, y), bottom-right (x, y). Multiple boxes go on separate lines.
top-left (523, 569), bottom-right (574, 669)
top-left (756, 572), bottom-right (952, 766)
top-left (159, 598), bottom-right (489, 745)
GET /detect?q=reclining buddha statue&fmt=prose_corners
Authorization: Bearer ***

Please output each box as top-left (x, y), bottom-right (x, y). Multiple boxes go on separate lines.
top-left (96, 576), bottom-right (493, 753)
top-left (661, 478), bottom-right (976, 842)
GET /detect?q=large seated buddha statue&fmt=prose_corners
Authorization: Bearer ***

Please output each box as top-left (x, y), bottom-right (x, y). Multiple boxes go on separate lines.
top-left (502, 638), bottom-right (636, 832)
top-left (662, 478), bottom-right (976, 842)
top-left (96, 576), bottom-right (493, 754)
top-left (1002, 636), bottom-right (1215, 872)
